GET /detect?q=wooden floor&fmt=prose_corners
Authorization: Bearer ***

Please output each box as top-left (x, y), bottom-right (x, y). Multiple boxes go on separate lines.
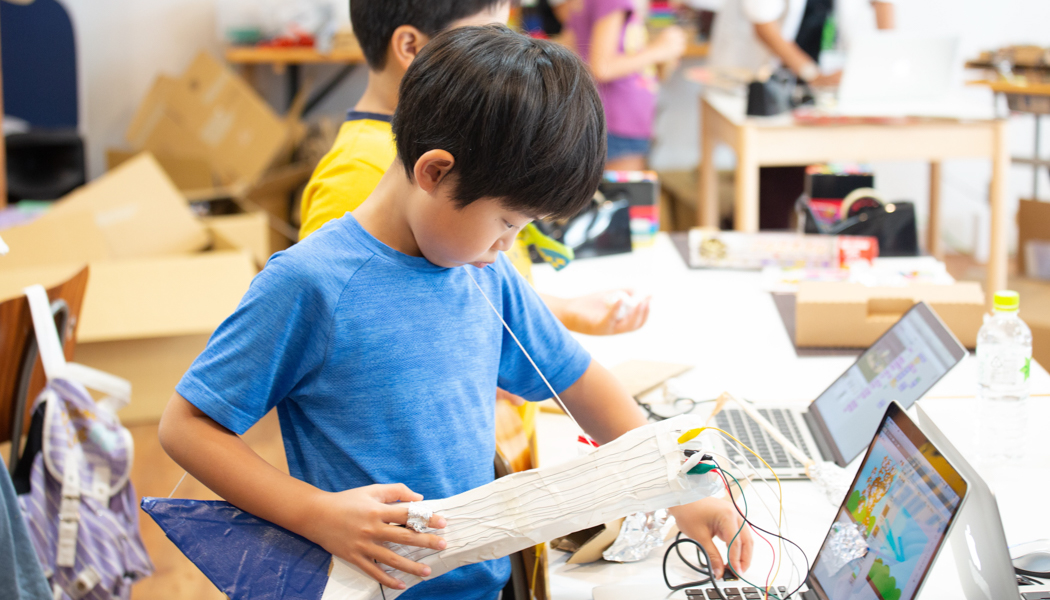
top-left (128, 410), bottom-right (288, 600)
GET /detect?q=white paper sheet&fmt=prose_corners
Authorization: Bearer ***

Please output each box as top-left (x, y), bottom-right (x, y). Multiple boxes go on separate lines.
top-left (321, 415), bottom-right (721, 600)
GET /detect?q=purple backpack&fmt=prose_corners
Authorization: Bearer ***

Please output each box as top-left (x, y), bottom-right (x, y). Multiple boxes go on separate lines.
top-left (17, 285), bottom-right (153, 599)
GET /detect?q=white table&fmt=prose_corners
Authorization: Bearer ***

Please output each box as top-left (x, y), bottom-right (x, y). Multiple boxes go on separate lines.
top-left (531, 234), bottom-right (1050, 599)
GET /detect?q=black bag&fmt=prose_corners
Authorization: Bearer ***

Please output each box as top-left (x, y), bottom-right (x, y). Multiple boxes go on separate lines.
top-left (797, 197), bottom-right (920, 257)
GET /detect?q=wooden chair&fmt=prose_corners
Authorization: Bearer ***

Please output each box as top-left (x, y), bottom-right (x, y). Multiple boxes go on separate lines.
top-left (0, 266), bottom-right (88, 472)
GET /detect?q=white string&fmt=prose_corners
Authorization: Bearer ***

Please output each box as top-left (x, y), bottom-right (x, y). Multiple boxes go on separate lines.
top-left (463, 268), bottom-right (587, 434)
top-left (168, 471), bottom-right (188, 498)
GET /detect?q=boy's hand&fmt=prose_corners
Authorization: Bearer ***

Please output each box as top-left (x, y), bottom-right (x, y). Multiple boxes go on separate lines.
top-left (306, 484), bottom-right (448, 590)
top-left (669, 497), bottom-right (753, 579)
top-left (497, 386), bottom-right (528, 407)
top-left (559, 289), bottom-right (651, 336)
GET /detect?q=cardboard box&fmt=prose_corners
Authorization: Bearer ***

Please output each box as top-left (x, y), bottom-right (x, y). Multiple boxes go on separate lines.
top-left (73, 251), bottom-right (256, 424)
top-left (204, 212), bottom-right (273, 268)
top-left (106, 148), bottom-right (214, 191)
top-left (0, 252), bottom-right (255, 424)
top-left (795, 282), bottom-right (985, 348)
top-left (1018, 199), bottom-right (1050, 276)
top-left (126, 52), bottom-right (292, 187)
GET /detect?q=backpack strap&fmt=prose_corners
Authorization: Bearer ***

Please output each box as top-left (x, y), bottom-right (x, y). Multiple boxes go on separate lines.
top-left (24, 285), bottom-right (132, 412)
top-left (56, 445), bottom-right (82, 568)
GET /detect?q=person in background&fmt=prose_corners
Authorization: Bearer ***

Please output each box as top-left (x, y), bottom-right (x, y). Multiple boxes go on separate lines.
top-left (707, 0), bottom-right (895, 228)
top-left (565, 0), bottom-right (688, 170)
top-left (299, 0), bottom-right (650, 336)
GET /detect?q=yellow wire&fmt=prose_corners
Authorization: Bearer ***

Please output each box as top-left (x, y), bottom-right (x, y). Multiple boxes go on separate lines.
top-left (681, 426), bottom-right (784, 600)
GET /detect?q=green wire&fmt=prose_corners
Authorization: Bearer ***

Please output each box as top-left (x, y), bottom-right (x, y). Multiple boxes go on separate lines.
top-left (718, 468), bottom-right (783, 600)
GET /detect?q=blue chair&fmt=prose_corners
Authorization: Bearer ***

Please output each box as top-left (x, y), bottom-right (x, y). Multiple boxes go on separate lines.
top-left (2, 0), bottom-right (86, 202)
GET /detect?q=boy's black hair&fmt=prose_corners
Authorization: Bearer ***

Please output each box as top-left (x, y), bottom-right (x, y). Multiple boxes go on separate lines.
top-left (350, 0), bottom-right (510, 70)
top-left (392, 25), bottom-right (606, 221)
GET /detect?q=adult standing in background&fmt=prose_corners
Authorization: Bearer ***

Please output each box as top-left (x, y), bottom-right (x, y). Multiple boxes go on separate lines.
top-left (705, 0), bottom-right (895, 228)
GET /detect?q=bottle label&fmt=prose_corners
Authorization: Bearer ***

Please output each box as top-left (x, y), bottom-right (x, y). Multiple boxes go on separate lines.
top-left (979, 348), bottom-right (1032, 387)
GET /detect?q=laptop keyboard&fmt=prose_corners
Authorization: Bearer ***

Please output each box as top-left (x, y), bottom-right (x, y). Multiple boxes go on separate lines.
top-left (714, 408), bottom-right (814, 471)
top-left (685, 585), bottom-right (791, 599)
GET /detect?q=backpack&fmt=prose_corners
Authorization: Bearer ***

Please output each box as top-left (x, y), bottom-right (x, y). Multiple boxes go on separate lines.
top-left (15, 285), bottom-right (153, 599)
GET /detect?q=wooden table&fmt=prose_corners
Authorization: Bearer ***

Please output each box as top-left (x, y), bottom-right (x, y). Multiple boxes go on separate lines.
top-left (225, 46), bottom-right (367, 114)
top-left (697, 92), bottom-right (1011, 301)
top-left (969, 79), bottom-right (1050, 197)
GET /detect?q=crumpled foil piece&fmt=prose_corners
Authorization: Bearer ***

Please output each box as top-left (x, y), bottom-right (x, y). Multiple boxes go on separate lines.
top-left (825, 521), bottom-right (869, 573)
top-left (807, 461), bottom-right (852, 506)
top-left (602, 509), bottom-right (675, 563)
top-left (406, 502), bottom-right (433, 533)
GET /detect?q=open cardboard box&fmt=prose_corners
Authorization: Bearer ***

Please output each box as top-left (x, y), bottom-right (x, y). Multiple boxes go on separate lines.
top-left (107, 51), bottom-right (312, 247)
top-left (1018, 199), bottom-right (1050, 277)
top-left (795, 281), bottom-right (985, 349)
top-left (1, 150), bottom-right (261, 423)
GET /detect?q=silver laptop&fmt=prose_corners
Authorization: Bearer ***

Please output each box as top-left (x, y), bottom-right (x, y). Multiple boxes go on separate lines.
top-left (837, 33), bottom-right (961, 118)
top-left (916, 404), bottom-right (1050, 600)
top-left (594, 402), bottom-right (969, 600)
top-left (714, 301), bottom-right (966, 478)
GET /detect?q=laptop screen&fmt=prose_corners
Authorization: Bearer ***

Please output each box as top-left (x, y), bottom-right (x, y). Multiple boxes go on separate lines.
top-left (809, 302), bottom-right (966, 465)
top-left (808, 403), bottom-right (967, 600)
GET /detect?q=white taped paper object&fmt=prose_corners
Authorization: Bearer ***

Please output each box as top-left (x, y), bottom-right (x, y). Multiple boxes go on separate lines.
top-left (321, 414), bottom-right (721, 600)
top-left (607, 291), bottom-right (640, 321)
top-left (0, 233), bottom-right (8, 255)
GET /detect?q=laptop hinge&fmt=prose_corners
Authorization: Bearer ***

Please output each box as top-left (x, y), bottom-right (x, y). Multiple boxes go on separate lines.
top-left (802, 410), bottom-right (836, 464)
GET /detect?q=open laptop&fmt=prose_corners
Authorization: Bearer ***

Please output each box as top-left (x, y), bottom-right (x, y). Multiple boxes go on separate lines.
top-left (714, 301), bottom-right (966, 478)
top-left (594, 401), bottom-right (968, 600)
top-left (836, 33), bottom-right (966, 118)
top-left (916, 404), bottom-right (1050, 600)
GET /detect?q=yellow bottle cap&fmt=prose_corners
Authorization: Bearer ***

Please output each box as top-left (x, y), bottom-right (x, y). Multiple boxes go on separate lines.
top-left (993, 290), bottom-right (1020, 312)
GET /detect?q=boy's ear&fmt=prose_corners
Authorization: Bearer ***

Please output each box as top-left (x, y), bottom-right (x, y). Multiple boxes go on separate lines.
top-left (389, 25), bottom-right (430, 72)
top-left (413, 150), bottom-right (456, 194)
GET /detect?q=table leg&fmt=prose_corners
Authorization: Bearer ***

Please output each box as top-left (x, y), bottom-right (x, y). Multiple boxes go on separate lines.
top-left (988, 119), bottom-right (1010, 301)
top-left (734, 126), bottom-right (759, 232)
top-left (698, 102), bottom-right (718, 228)
top-left (928, 161), bottom-right (943, 260)
top-left (287, 64), bottom-right (301, 112)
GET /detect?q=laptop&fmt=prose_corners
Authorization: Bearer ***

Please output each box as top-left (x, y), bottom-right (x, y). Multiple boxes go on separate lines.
top-left (836, 33), bottom-right (966, 118)
top-left (916, 404), bottom-right (1050, 600)
top-left (593, 401), bottom-right (968, 600)
top-left (714, 301), bottom-right (966, 478)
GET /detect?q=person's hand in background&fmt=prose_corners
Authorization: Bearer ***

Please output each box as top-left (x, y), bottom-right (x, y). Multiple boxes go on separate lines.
top-left (496, 387), bottom-right (528, 407)
top-left (542, 290), bottom-right (651, 336)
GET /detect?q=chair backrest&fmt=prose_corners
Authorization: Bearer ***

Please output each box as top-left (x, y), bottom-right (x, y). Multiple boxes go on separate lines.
top-left (1, 0), bottom-right (78, 128)
top-left (0, 266), bottom-right (88, 449)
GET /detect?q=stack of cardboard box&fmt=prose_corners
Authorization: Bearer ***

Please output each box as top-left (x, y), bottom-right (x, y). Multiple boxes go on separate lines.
top-left (0, 152), bottom-right (260, 424)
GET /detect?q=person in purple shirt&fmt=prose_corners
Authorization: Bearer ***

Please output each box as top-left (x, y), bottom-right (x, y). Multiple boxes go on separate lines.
top-left (565, 0), bottom-right (686, 169)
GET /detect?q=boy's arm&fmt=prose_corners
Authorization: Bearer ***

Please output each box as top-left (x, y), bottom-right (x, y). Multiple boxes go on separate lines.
top-left (159, 392), bottom-right (447, 590)
top-left (558, 361), bottom-right (754, 578)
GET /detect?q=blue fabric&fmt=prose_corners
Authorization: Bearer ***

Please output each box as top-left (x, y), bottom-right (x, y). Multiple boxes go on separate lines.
top-left (177, 213), bottom-right (591, 600)
top-left (0, 0), bottom-right (78, 127)
top-left (1, 471), bottom-right (49, 600)
top-left (141, 498), bottom-right (330, 600)
top-left (606, 132), bottom-right (650, 161)
top-left (345, 110), bottom-right (392, 123)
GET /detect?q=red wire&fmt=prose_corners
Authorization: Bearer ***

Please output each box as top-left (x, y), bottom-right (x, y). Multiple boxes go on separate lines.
top-left (714, 468), bottom-right (777, 600)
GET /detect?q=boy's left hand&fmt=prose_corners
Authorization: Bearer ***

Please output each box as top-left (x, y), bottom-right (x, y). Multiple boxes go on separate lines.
top-left (556, 289), bottom-right (651, 336)
top-left (669, 497), bottom-right (753, 579)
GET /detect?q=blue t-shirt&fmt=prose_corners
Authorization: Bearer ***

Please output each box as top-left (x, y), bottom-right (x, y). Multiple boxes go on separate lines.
top-left (176, 214), bottom-right (591, 600)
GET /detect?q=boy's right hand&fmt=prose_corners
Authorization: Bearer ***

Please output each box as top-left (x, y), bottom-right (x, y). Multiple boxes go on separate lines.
top-left (305, 484), bottom-right (448, 590)
top-left (652, 26), bottom-right (688, 63)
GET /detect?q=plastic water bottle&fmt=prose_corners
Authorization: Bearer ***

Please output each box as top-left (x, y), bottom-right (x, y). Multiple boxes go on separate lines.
top-left (976, 291), bottom-right (1033, 464)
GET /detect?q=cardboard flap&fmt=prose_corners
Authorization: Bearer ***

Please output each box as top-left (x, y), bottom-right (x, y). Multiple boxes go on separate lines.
top-left (610, 360), bottom-right (694, 398)
top-left (43, 153), bottom-right (210, 259)
top-left (0, 211), bottom-right (110, 269)
top-left (0, 263), bottom-right (86, 303)
top-left (77, 251), bottom-right (256, 343)
top-left (107, 148), bottom-right (215, 191)
top-left (204, 213), bottom-right (271, 268)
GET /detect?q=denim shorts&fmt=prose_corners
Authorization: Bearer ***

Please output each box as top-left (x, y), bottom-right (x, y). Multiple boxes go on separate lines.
top-left (606, 132), bottom-right (651, 161)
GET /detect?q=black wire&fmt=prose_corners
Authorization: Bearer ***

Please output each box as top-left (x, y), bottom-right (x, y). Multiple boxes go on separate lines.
top-left (663, 532), bottom-right (725, 598)
top-left (711, 459), bottom-right (810, 600)
top-left (636, 396), bottom-right (716, 421)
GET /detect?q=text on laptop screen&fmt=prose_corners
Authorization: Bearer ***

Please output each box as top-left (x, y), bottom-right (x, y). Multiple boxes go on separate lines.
top-left (811, 412), bottom-right (965, 600)
top-left (812, 306), bottom-right (960, 463)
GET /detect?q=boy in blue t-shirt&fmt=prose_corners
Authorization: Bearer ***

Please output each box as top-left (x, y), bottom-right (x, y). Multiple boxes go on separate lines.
top-left (159, 25), bottom-right (752, 600)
